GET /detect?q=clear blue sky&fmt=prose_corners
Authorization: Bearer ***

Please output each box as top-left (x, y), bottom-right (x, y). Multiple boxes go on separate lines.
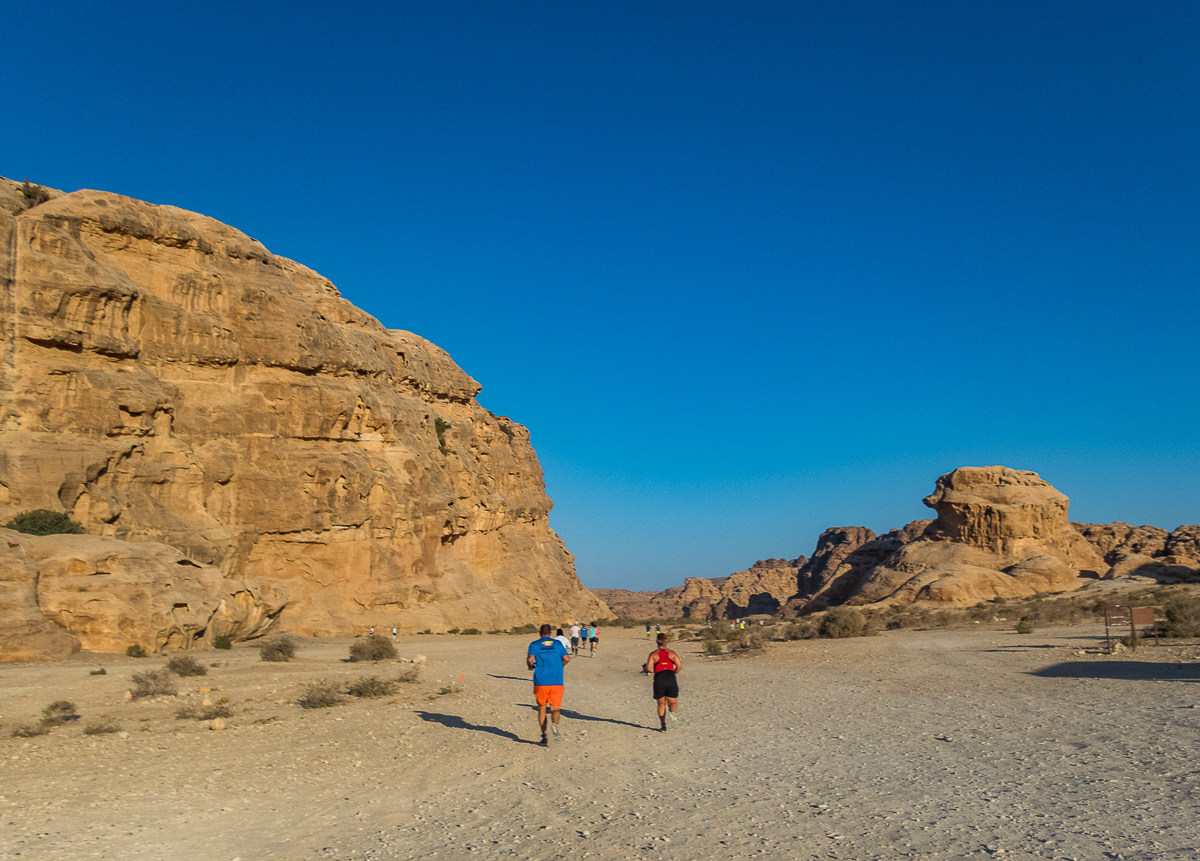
top-left (5, 1), bottom-right (1197, 591)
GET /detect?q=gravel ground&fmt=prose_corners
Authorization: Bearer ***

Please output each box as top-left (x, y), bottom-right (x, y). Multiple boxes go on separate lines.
top-left (3, 623), bottom-right (1200, 861)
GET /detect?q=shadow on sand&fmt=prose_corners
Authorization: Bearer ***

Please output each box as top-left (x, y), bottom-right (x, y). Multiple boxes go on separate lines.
top-left (1030, 661), bottom-right (1200, 682)
top-left (415, 711), bottom-right (542, 746)
top-left (515, 703), bottom-right (648, 730)
top-left (486, 674), bottom-right (531, 682)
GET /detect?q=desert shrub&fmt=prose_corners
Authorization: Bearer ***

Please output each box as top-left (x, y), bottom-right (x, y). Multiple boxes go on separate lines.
top-left (461, 627), bottom-right (481, 635)
top-left (700, 630), bottom-right (725, 655)
top-left (487, 629), bottom-right (503, 635)
top-left (131, 669), bottom-right (177, 698)
top-left (40, 701), bottom-right (79, 726)
top-left (728, 627), bottom-right (767, 652)
top-left (213, 634), bottom-right (233, 650)
top-left (298, 679), bottom-right (342, 709)
top-left (782, 620), bottom-right (819, 640)
top-left (346, 676), bottom-right (398, 698)
top-left (12, 724), bottom-right (50, 738)
top-left (434, 417), bottom-right (452, 452)
top-left (349, 634), bottom-right (397, 662)
top-left (166, 655), bottom-right (207, 677)
top-left (3, 508), bottom-right (82, 535)
top-left (126, 644), bottom-right (149, 658)
top-left (176, 703), bottom-right (233, 720)
top-left (437, 683), bottom-right (464, 695)
top-left (396, 665), bottom-right (420, 684)
top-left (259, 637), bottom-right (296, 662)
top-left (21, 179), bottom-right (51, 207)
top-left (1164, 596), bottom-right (1200, 638)
top-left (90, 668), bottom-right (107, 676)
top-left (508, 623), bottom-right (537, 635)
top-left (447, 627), bottom-right (460, 634)
top-left (83, 718), bottom-right (122, 735)
top-left (1014, 620), bottom-right (1035, 634)
top-left (820, 607), bottom-right (866, 639)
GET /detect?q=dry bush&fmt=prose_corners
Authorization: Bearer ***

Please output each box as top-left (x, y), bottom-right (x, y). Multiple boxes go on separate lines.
top-left (259, 637), bottom-right (296, 662)
top-left (83, 718), bottom-right (123, 735)
top-left (349, 634), bottom-right (397, 662)
top-left (166, 655), bottom-right (207, 677)
top-left (1014, 620), bottom-right (1035, 634)
top-left (12, 724), bottom-right (49, 738)
top-left (347, 676), bottom-right (398, 698)
top-left (1164, 595), bottom-right (1200, 638)
top-left (176, 703), bottom-right (233, 721)
top-left (126, 644), bottom-right (149, 658)
top-left (396, 665), bottom-right (420, 684)
top-left (213, 634), bottom-right (233, 650)
top-left (298, 679), bottom-right (342, 709)
top-left (729, 627), bottom-right (768, 652)
top-left (131, 669), bottom-right (177, 698)
top-left (820, 607), bottom-right (866, 639)
top-left (40, 701), bottom-right (79, 726)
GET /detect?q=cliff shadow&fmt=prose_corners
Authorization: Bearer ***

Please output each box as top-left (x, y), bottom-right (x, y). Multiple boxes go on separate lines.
top-left (415, 711), bottom-right (542, 745)
top-left (1030, 661), bottom-right (1200, 682)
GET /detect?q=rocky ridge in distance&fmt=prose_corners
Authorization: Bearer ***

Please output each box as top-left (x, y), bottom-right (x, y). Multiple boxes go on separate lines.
top-left (597, 466), bottom-right (1199, 620)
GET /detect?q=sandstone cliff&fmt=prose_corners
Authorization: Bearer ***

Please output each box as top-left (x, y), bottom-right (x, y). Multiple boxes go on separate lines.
top-left (0, 177), bottom-right (608, 656)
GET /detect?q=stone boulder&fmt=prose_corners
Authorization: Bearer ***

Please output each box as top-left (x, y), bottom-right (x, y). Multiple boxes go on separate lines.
top-left (0, 177), bottom-right (608, 655)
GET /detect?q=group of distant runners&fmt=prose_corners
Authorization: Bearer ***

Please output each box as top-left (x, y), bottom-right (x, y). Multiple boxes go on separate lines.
top-left (525, 623), bottom-right (681, 745)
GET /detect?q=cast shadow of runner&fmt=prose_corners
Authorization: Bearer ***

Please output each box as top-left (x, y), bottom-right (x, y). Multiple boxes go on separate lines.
top-left (415, 711), bottom-right (543, 745)
top-left (486, 674), bottom-right (531, 682)
top-left (515, 704), bottom-right (648, 730)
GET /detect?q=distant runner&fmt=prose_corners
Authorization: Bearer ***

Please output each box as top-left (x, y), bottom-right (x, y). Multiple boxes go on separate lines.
top-left (645, 632), bottom-right (681, 732)
top-left (588, 624), bottom-right (598, 656)
top-left (570, 623), bottom-right (582, 655)
top-left (555, 628), bottom-right (572, 653)
top-left (527, 624), bottom-right (571, 745)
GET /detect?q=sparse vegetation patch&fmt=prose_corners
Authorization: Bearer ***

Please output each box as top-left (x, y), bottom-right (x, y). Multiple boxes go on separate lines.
top-left (259, 637), bottom-right (296, 662)
top-left (166, 655), bottom-right (207, 677)
top-left (131, 670), bottom-right (177, 698)
top-left (3, 508), bottom-right (81, 535)
top-left (349, 634), bottom-right (397, 662)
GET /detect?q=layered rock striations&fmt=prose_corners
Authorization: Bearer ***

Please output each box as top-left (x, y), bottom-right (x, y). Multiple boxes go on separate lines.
top-left (0, 178), bottom-right (608, 657)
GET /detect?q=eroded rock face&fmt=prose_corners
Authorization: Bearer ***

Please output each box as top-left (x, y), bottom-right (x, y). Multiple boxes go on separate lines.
top-left (0, 178), bottom-right (608, 654)
top-left (2, 529), bottom-right (283, 656)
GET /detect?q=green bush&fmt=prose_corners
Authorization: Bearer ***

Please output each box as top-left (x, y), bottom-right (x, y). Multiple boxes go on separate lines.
top-left (83, 718), bottom-right (123, 735)
top-left (40, 701), bottom-right (79, 726)
top-left (126, 644), bottom-right (149, 658)
top-left (461, 627), bottom-right (481, 635)
top-left (346, 676), bottom-right (398, 698)
top-left (349, 634), bottom-right (397, 662)
top-left (508, 623), bottom-right (537, 635)
top-left (1014, 620), bottom-right (1035, 634)
top-left (213, 634), bottom-right (233, 650)
top-left (820, 607), bottom-right (866, 639)
top-left (166, 655), bottom-right (207, 677)
top-left (298, 679), bottom-right (342, 709)
top-left (259, 637), bottom-right (296, 662)
top-left (447, 627), bottom-right (461, 635)
top-left (3, 508), bottom-right (84, 536)
top-left (131, 669), bottom-right (177, 698)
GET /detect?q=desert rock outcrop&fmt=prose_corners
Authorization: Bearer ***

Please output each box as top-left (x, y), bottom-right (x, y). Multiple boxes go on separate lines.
top-left (0, 177), bottom-right (608, 656)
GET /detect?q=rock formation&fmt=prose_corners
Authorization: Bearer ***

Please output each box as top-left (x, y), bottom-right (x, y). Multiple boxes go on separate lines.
top-left (829, 467), bottom-right (1107, 607)
top-left (0, 177), bottom-right (608, 657)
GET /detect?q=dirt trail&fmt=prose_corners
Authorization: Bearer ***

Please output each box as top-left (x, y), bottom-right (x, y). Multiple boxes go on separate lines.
top-left (4, 625), bottom-right (1200, 860)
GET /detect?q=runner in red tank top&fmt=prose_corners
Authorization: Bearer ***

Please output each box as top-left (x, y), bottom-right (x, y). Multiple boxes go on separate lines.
top-left (644, 632), bottom-right (682, 731)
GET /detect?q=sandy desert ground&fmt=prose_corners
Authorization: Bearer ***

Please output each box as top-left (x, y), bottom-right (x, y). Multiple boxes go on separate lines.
top-left (3, 620), bottom-right (1200, 861)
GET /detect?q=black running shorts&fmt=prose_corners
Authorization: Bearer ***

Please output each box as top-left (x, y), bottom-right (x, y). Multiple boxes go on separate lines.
top-left (652, 670), bottom-right (679, 699)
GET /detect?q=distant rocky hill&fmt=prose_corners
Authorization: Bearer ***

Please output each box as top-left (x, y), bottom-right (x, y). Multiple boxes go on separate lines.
top-left (598, 466), bottom-right (1199, 621)
top-left (0, 177), bottom-right (609, 659)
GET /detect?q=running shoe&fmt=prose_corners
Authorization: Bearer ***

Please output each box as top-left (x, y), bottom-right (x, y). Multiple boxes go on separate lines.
top-left (550, 724), bottom-right (561, 742)
top-left (668, 712), bottom-right (678, 730)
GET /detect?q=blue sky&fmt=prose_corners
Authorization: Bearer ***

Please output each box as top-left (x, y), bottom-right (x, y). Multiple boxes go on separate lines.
top-left (5, 1), bottom-right (1197, 591)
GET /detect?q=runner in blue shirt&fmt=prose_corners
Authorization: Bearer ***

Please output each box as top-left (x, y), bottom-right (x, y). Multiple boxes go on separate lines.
top-left (527, 624), bottom-right (570, 744)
